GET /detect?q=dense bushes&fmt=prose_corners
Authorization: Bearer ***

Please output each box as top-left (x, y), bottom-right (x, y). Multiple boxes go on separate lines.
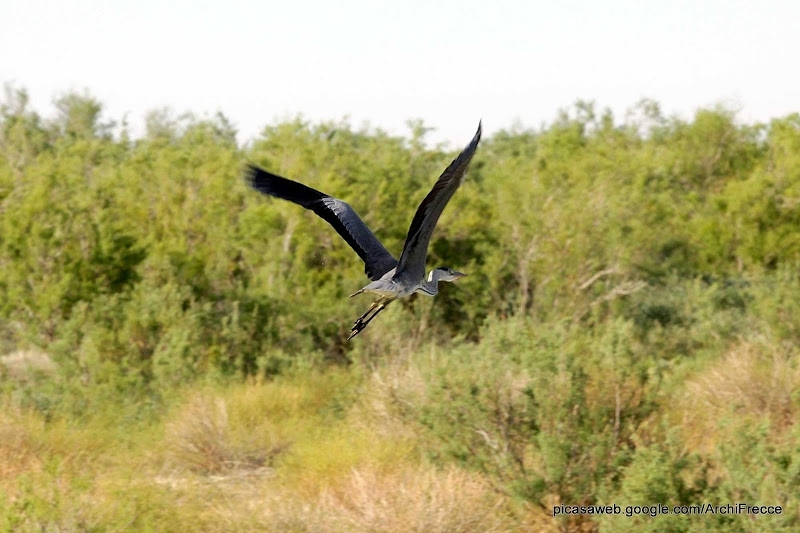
top-left (4, 89), bottom-right (800, 367)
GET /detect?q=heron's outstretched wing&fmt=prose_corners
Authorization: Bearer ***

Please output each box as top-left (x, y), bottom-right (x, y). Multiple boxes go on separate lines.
top-left (394, 122), bottom-right (482, 283)
top-left (245, 165), bottom-right (398, 281)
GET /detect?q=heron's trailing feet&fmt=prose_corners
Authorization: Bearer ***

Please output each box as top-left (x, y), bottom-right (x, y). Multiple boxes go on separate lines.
top-left (348, 298), bottom-right (392, 340)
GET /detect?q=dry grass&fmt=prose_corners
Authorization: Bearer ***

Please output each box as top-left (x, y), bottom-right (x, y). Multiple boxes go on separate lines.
top-left (163, 371), bottom-right (357, 475)
top-left (0, 369), bottom-right (542, 532)
top-left (211, 463), bottom-right (517, 533)
top-left (164, 392), bottom-right (287, 474)
top-left (0, 349), bottom-right (56, 382)
top-left (165, 393), bottom-right (232, 473)
top-left (675, 339), bottom-right (800, 452)
top-left (154, 370), bottom-right (538, 532)
top-left (151, 462), bottom-right (536, 533)
top-left (310, 465), bottom-right (511, 533)
top-left (0, 405), bottom-right (180, 531)
top-left (0, 408), bottom-right (42, 481)
top-left (350, 355), bottom-right (428, 438)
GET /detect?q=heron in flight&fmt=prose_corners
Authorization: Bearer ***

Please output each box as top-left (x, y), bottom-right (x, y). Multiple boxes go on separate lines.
top-left (246, 121), bottom-right (481, 339)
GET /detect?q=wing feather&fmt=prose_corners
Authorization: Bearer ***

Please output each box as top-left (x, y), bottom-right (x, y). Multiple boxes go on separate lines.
top-left (245, 165), bottom-right (398, 281)
top-left (394, 122), bottom-right (482, 282)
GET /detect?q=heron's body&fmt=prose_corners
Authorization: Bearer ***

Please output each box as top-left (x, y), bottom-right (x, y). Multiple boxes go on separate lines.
top-left (246, 122), bottom-right (481, 339)
top-left (352, 266), bottom-right (460, 298)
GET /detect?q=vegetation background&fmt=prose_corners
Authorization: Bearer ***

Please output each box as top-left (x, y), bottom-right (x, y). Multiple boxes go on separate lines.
top-left (1, 85), bottom-right (799, 532)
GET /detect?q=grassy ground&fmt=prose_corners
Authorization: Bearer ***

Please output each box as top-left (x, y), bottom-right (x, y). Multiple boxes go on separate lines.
top-left (0, 366), bottom-right (545, 532)
top-left (3, 328), bottom-right (798, 532)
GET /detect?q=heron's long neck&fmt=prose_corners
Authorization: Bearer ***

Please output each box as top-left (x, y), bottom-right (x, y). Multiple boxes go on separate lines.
top-left (420, 270), bottom-right (442, 296)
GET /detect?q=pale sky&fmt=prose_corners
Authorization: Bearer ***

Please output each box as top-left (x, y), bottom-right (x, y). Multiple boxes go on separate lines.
top-left (2, 0), bottom-right (799, 147)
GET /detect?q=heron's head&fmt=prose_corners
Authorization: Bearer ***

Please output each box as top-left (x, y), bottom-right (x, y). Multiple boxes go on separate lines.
top-left (430, 266), bottom-right (467, 283)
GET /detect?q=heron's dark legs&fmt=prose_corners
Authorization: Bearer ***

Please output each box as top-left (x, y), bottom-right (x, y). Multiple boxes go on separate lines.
top-left (348, 298), bottom-right (392, 340)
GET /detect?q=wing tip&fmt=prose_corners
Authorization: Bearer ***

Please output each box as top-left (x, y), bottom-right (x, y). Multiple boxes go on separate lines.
top-left (244, 163), bottom-right (290, 198)
top-left (470, 120), bottom-right (482, 148)
top-left (243, 162), bottom-right (262, 191)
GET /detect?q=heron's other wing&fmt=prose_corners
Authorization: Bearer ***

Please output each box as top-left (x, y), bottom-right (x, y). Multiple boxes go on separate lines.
top-left (246, 165), bottom-right (398, 281)
top-left (394, 122), bottom-right (482, 282)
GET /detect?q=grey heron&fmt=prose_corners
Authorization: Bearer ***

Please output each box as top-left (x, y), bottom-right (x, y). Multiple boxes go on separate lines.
top-left (246, 121), bottom-right (481, 339)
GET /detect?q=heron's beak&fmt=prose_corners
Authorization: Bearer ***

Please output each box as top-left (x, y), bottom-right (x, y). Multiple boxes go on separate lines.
top-left (453, 271), bottom-right (467, 279)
